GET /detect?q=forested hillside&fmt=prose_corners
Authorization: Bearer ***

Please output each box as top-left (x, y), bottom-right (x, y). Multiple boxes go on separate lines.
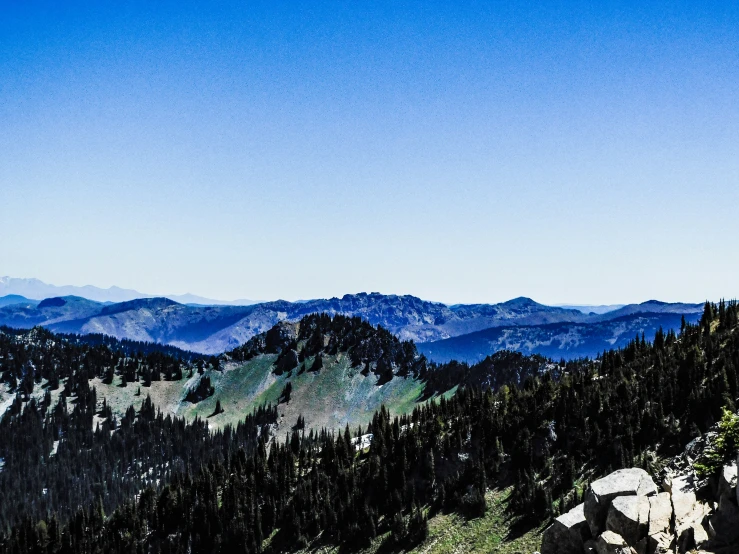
top-left (1, 300), bottom-right (738, 553)
top-left (418, 312), bottom-right (702, 362)
top-left (0, 326), bottom-right (276, 531)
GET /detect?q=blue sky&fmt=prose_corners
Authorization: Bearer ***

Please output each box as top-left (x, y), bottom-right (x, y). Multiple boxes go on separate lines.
top-left (1, 1), bottom-right (738, 304)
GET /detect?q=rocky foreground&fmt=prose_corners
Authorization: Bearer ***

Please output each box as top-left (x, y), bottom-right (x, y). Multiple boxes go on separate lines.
top-left (539, 451), bottom-right (739, 553)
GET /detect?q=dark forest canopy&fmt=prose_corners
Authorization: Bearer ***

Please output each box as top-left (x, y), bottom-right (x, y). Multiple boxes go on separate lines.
top-left (0, 300), bottom-right (738, 553)
top-left (57, 332), bottom-right (203, 362)
top-left (0, 326), bottom-right (276, 532)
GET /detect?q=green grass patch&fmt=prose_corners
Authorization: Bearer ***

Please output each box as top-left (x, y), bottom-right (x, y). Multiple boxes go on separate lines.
top-left (294, 488), bottom-right (545, 554)
top-left (89, 354), bottom-right (456, 435)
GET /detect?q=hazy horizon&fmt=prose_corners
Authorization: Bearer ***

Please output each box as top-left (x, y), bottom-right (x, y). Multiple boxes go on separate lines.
top-left (0, 275), bottom-right (711, 307)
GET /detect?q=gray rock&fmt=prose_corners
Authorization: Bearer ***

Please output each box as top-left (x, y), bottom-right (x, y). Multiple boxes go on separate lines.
top-left (584, 469), bottom-right (657, 537)
top-left (637, 477), bottom-right (658, 498)
top-left (647, 532), bottom-right (673, 554)
top-left (647, 492), bottom-right (672, 536)
top-left (594, 530), bottom-right (635, 554)
top-left (541, 503), bottom-right (591, 554)
top-left (708, 493), bottom-right (739, 544)
top-left (671, 474), bottom-right (712, 540)
top-left (677, 522), bottom-right (709, 553)
top-left (718, 461), bottom-right (737, 502)
top-left (605, 495), bottom-right (649, 545)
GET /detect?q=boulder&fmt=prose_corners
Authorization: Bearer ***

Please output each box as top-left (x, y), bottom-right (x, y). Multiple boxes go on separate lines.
top-left (584, 469), bottom-right (657, 537)
top-left (647, 492), bottom-right (672, 536)
top-left (637, 476), bottom-right (659, 498)
top-left (594, 530), bottom-right (636, 554)
top-left (718, 461), bottom-right (737, 502)
top-left (676, 522), bottom-right (709, 553)
top-left (541, 503), bottom-right (591, 554)
top-left (670, 474), bottom-right (711, 540)
top-left (707, 492), bottom-right (739, 544)
top-left (647, 532), bottom-right (673, 554)
top-left (605, 495), bottom-right (649, 545)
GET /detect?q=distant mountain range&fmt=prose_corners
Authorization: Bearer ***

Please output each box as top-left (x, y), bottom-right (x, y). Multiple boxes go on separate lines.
top-left (417, 312), bottom-right (701, 362)
top-left (0, 276), bottom-right (259, 306)
top-left (0, 286), bottom-right (704, 360)
top-left (0, 294), bottom-right (37, 308)
top-left (557, 304), bottom-right (625, 315)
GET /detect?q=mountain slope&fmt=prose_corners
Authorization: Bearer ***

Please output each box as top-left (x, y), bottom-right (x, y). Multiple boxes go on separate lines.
top-left (0, 295), bottom-right (37, 308)
top-left (0, 291), bottom-right (703, 357)
top-left (46, 314), bottom-right (440, 434)
top-left (418, 311), bottom-right (702, 363)
top-left (589, 299), bottom-right (704, 320)
top-left (0, 295), bottom-right (104, 329)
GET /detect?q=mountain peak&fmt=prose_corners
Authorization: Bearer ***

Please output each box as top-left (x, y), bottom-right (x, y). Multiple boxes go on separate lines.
top-left (502, 296), bottom-right (539, 307)
top-left (99, 297), bottom-right (180, 316)
top-left (37, 297), bottom-right (67, 308)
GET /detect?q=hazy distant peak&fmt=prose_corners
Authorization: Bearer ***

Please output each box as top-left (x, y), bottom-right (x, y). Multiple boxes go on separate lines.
top-left (0, 294), bottom-right (36, 308)
top-left (0, 276), bottom-right (258, 306)
top-left (558, 304), bottom-right (625, 315)
top-left (38, 297), bottom-right (67, 308)
top-left (502, 296), bottom-right (539, 307)
top-left (100, 297), bottom-right (180, 315)
top-left (0, 276), bottom-right (144, 303)
top-left (37, 295), bottom-right (101, 308)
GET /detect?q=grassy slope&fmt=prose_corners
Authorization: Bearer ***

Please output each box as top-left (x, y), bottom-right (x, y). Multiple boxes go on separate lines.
top-left (89, 354), bottom-right (432, 433)
top-left (295, 488), bottom-right (545, 554)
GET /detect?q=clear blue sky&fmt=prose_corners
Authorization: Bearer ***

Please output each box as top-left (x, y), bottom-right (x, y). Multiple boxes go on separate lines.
top-left (1, 1), bottom-right (737, 304)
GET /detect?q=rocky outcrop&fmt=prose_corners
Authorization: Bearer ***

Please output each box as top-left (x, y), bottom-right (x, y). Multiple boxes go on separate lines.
top-left (594, 530), bottom-right (635, 554)
top-left (718, 461), bottom-right (736, 501)
top-left (647, 532), bottom-right (673, 554)
top-left (668, 473), bottom-right (711, 548)
top-left (647, 493), bottom-right (672, 536)
top-left (541, 459), bottom-right (739, 554)
top-left (584, 468), bottom-right (657, 537)
top-left (540, 503), bottom-right (591, 554)
top-left (708, 458), bottom-right (739, 545)
top-left (605, 495), bottom-right (650, 545)
top-left (708, 493), bottom-right (739, 544)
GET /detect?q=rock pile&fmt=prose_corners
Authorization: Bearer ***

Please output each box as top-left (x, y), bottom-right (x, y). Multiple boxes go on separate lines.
top-left (540, 456), bottom-right (739, 554)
